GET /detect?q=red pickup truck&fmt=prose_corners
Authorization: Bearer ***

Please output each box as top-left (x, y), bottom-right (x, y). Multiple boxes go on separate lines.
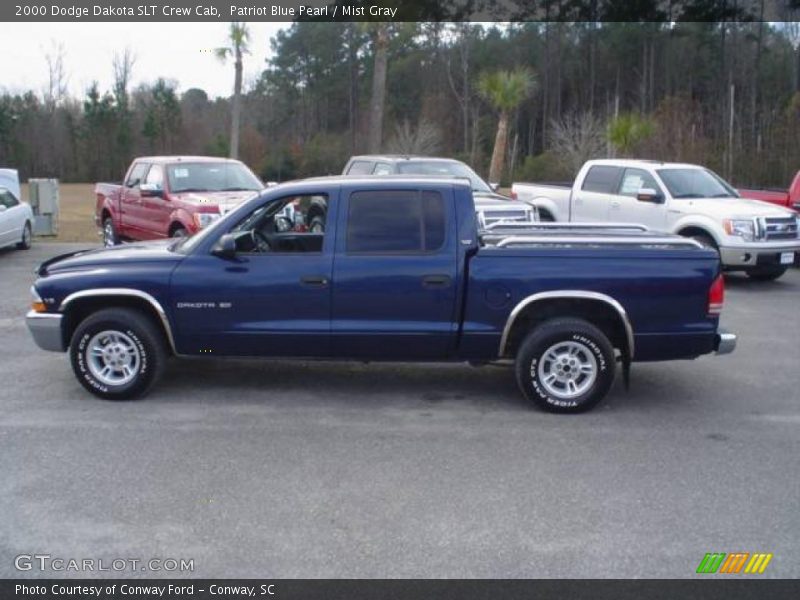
top-left (738, 171), bottom-right (800, 213)
top-left (95, 156), bottom-right (263, 246)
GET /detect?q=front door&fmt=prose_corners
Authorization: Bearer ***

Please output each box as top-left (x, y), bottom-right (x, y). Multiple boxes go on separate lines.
top-left (170, 191), bottom-right (336, 357)
top-left (139, 164), bottom-right (171, 238)
top-left (331, 185), bottom-right (458, 360)
top-left (608, 167), bottom-right (668, 230)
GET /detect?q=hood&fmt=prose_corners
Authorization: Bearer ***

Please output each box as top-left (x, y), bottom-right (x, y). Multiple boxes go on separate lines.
top-left (673, 196), bottom-right (796, 218)
top-left (170, 190), bottom-right (259, 214)
top-left (39, 239), bottom-right (181, 276)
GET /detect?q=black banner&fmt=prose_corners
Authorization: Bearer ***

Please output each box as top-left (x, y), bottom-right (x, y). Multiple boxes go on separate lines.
top-left (3, 0), bottom-right (800, 22)
top-left (3, 579), bottom-right (800, 600)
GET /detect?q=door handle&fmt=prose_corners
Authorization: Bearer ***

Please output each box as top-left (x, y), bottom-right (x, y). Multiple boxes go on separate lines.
top-left (610, 200), bottom-right (621, 208)
top-left (422, 275), bottom-right (451, 288)
top-left (300, 275), bottom-right (329, 287)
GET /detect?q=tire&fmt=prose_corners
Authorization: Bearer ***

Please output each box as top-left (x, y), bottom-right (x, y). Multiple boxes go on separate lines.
top-left (69, 308), bottom-right (167, 400)
top-left (538, 209), bottom-right (555, 222)
top-left (16, 221), bottom-right (32, 250)
top-left (514, 318), bottom-right (616, 414)
top-left (309, 215), bottom-right (325, 233)
top-left (102, 217), bottom-right (118, 247)
top-left (690, 233), bottom-right (718, 253)
top-left (746, 265), bottom-right (788, 281)
top-left (171, 226), bottom-right (188, 238)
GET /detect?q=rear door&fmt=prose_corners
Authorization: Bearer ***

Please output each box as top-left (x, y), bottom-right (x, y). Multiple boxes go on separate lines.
top-left (571, 165), bottom-right (622, 221)
top-left (331, 184), bottom-right (458, 359)
top-left (608, 167), bottom-right (668, 230)
top-left (120, 162), bottom-right (149, 236)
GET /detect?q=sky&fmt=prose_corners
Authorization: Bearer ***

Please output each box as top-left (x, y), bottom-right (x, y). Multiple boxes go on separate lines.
top-left (0, 22), bottom-right (288, 99)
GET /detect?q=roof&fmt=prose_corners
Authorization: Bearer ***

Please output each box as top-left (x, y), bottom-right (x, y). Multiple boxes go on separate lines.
top-left (132, 156), bottom-right (244, 165)
top-left (277, 174), bottom-right (474, 189)
top-left (348, 155), bottom-right (466, 164)
top-left (586, 158), bottom-right (703, 169)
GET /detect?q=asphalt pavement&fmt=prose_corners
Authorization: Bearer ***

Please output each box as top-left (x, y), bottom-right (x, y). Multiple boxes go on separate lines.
top-left (1, 243), bottom-right (798, 578)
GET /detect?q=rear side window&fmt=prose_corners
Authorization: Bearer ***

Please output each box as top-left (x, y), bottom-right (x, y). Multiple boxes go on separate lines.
top-left (372, 162), bottom-right (393, 175)
top-left (126, 163), bottom-right (149, 188)
top-left (581, 166), bottom-right (622, 194)
top-left (347, 190), bottom-right (446, 254)
top-left (346, 161), bottom-right (374, 175)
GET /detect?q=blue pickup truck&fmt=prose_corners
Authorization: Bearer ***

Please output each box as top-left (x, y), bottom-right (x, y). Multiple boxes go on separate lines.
top-left (26, 176), bottom-right (736, 413)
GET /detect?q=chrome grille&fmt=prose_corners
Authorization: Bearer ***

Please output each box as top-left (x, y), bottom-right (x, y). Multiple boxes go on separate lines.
top-left (759, 217), bottom-right (798, 241)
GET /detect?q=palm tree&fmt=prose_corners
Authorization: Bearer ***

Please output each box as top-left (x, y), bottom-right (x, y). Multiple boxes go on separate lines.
top-left (215, 22), bottom-right (250, 159)
top-left (607, 113), bottom-right (655, 157)
top-left (478, 68), bottom-right (536, 183)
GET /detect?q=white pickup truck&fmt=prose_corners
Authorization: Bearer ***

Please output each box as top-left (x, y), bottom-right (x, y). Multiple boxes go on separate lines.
top-left (513, 159), bottom-right (800, 281)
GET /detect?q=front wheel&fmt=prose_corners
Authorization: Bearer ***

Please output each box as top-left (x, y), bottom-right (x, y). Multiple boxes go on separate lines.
top-left (515, 318), bottom-right (616, 413)
top-left (69, 308), bottom-right (167, 400)
top-left (102, 217), bottom-right (118, 247)
top-left (746, 265), bottom-right (788, 281)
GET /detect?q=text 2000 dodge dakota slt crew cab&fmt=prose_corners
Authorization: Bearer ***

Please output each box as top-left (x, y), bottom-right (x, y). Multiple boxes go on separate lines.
top-left (28, 176), bottom-right (735, 413)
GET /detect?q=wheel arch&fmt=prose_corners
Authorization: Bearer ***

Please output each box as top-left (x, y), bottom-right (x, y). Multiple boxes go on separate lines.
top-left (674, 218), bottom-right (722, 246)
top-left (59, 289), bottom-right (176, 354)
top-left (500, 291), bottom-right (634, 360)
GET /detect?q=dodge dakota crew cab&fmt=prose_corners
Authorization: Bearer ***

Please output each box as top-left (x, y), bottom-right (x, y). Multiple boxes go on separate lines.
top-left (95, 156), bottom-right (263, 246)
top-left (513, 159), bottom-right (800, 281)
top-left (28, 176), bottom-right (735, 413)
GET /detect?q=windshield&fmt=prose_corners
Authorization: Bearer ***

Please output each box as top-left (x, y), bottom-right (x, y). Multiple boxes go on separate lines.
top-left (167, 162), bottom-right (263, 193)
top-left (657, 168), bottom-right (738, 199)
top-left (396, 160), bottom-right (492, 193)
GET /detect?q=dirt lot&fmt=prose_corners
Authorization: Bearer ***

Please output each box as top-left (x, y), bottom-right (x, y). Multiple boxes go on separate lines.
top-left (22, 182), bottom-right (97, 243)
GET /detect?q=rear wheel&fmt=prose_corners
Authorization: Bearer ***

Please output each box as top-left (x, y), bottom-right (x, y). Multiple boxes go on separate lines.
top-left (16, 222), bottom-right (31, 249)
top-left (69, 308), bottom-right (167, 400)
top-left (746, 265), bottom-right (788, 281)
top-left (171, 226), bottom-right (188, 239)
top-left (515, 318), bottom-right (616, 413)
top-left (102, 217), bottom-right (118, 247)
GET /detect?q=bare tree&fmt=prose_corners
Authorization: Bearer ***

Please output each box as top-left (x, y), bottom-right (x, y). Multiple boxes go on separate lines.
top-left (550, 112), bottom-right (608, 173)
top-left (386, 119), bottom-right (443, 155)
top-left (366, 23), bottom-right (391, 153)
top-left (44, 41), bottom-right (68, 109)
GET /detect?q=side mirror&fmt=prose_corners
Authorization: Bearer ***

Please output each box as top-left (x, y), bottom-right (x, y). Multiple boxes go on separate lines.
top-left (636, 187), bottom-right (662, 203)
top-left (140, 183), bottom-right (163, 198)
top-left (211, 233), bottom-right (237, 259)
top-left (489, 182), bottom-right (501, 192)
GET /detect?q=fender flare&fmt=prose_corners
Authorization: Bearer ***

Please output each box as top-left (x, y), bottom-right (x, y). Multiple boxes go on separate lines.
top-left (671, 216), bottom-right (724, 245)
top-left (499, 290), bottom-right (635, 360)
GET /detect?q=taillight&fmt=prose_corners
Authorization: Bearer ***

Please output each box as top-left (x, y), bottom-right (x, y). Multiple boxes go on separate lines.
top-left (707, 274), bottom-right (725, 317)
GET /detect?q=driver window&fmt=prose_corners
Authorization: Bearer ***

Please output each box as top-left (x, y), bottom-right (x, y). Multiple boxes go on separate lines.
top-left (618, 168), bottom-right (660, 197)
top-left (144, 164), bottom-right (164, 189)
top-left (231, 194), bottom-right (328, 254)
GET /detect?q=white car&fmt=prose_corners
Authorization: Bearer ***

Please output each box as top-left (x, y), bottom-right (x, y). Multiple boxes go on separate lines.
top-left (513, 159), bottom-right (800, 281)
top-left (0, 169), bottom-right (33, 250)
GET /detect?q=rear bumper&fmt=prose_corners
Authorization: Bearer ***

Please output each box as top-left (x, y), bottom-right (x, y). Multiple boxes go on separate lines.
top-left (26, 311), bottom-right (65, 352)
top-left (719, 242), bottom-right (800, 268)
top-left (714, 329), bottom-right (737, 355)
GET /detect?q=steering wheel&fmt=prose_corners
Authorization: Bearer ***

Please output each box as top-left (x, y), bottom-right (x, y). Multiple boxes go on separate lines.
top-left (275, 215), bottom-right (294, 232)
top-left (252, 230), bottom-right (272, 253)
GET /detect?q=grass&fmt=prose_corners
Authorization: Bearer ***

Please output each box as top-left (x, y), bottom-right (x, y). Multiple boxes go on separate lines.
top-left (22, 182), bottom-right (98, 243)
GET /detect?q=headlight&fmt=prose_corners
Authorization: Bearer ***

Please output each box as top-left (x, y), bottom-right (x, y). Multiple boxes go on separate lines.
top-left (723, 218), bottom-right (756, 241)
top-left (194, 212), bottom-right (221, 229)
top-left (796, 216), bottom-right (800, 238)
top-left (30, 286), bottom-right (47, 313)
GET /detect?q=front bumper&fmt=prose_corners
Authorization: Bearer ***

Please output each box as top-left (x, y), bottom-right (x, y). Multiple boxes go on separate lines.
top-left (26, 311), bottom-right (65, 352)
top-left (719, 241), bottom-right (800, 268)
top-left (714, 329), bottom-right (737, 355)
